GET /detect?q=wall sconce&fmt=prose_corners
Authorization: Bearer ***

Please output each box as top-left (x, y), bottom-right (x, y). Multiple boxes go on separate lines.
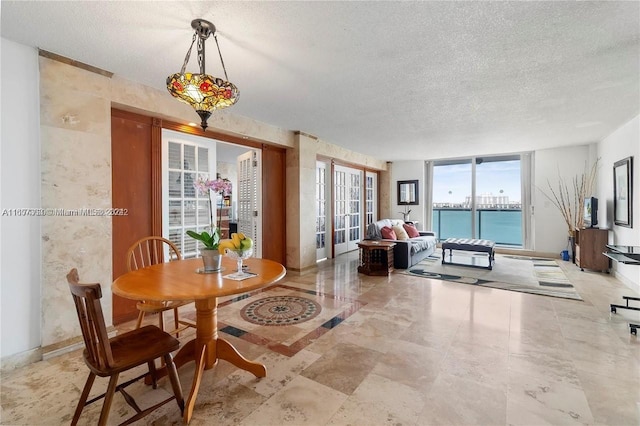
top-left (167, 19), bottom-right (239, 130)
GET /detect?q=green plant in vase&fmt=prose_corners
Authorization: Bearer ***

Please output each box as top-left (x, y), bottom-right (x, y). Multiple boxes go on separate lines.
top-left (186, 228), bottom-right (221, 250)
top-left (187, 176), bottom-right (232, 271)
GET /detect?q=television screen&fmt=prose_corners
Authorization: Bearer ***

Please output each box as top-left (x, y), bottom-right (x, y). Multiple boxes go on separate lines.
top-left (584, 197), bottom-right (598, 228)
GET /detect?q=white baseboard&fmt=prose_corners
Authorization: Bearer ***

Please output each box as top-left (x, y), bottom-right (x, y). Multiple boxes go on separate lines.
top-left (614, 271), bottom-right (640, 294)
top-left (0, 348), bottom-right (42, 373)
top-left (1, 327), bottom-right (117, 373)
top-left (42, 341), bottom-right (85, 361)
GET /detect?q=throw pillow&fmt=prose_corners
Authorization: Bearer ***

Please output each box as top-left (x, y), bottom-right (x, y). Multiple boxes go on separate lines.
top-left (392, 224), bottom-right (409, 240)
top-left (403, 223), bottom-right (420, 238)
top-left (380, 226), bottom-right (397, 240)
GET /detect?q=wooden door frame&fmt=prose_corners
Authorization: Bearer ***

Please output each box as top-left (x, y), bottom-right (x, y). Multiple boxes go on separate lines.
top-left (151, 118), bottom-right (163, 235)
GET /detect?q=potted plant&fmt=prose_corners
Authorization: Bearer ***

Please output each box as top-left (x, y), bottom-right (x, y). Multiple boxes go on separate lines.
top-left (187, 176), bottom-right (232, 271)
top-left (186, 228), bottom-right (221, 250)
top-left (398, 207), bottom-right (412, 222)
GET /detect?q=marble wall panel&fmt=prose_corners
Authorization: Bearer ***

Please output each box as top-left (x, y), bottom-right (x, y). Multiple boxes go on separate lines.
top-left (285, 160), bottom-right (301, 269)
top-left (316, 138), bottom-right (387, 171)
top-left (41, 214), bottom-right (111, 346)
top-left (379, 165), bottom-right (392, 218)
top-left (39, 57), bottom-right (111, 98)
top-left (40, 88), bottom-right (110, 135)
top-left (298, 135), bottom-right (319, 269)
top-left (40, 127), bottom-right (111, 207)
top-left (285, 139), bottom-right (303, 270)
top-left (40, 58), bottom-right (112, 346)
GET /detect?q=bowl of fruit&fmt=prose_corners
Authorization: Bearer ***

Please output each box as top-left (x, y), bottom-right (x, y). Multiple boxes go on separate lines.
top-left (218, 233), bottom-right (254, 276)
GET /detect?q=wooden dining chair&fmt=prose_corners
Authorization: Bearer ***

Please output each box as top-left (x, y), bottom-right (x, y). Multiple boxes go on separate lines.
top-left (66, 268), bottom-right (184, 426)
top-left (126, 236), bottom-right (195, 336)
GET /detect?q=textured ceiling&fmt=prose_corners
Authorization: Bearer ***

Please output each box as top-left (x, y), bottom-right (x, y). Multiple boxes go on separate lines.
top-left (2, 1), bottom-right (638, 161)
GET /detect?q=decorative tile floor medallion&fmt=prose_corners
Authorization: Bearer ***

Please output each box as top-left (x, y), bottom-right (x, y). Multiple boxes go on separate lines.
top-left (240, 295), bottom-right (322, 326)
top-left (185, 284), bottom-right (366, 357)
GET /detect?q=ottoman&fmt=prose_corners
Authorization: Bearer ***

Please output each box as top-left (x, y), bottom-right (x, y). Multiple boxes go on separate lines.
top-left (441, 238), bottom-right (496, 270)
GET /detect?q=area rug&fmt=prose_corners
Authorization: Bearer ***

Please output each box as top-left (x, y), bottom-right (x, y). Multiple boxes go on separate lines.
top-left (404, 253), bottom-right (582, 300)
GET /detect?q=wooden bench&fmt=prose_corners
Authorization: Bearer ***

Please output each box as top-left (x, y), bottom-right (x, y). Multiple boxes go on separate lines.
top-left (441, 238), bottom-right (496, 270)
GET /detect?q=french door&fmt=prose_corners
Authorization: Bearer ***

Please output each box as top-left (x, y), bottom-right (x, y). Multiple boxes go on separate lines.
top-left (334, 165), bottom-right (362, 255)
top-left (162, 130), bottom-right (216, 259)
top-left (365, 171), bottom-right (378, 226)
top-left (316, 161), bottom-right (329, 261)
top-left (161, 130), bottom-right (263, 258)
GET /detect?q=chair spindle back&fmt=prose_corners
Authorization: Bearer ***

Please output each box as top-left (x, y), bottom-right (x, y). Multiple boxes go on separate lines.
top-left (66, 268), bottom-right (114, 370)
top-left (127, 236), bottom-right (181, 272)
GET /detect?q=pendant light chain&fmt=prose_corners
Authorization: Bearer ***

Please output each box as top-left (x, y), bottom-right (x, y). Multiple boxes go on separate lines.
top-left (197, 36), bottom-right (205, 74)
top-left (214, 34), bottom-right (230, 82)
top-left (180, 32), bottom-right (197, 75)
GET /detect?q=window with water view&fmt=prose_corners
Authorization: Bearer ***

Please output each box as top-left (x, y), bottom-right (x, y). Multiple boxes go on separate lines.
top-left (431, 155), bottom-right (523, 247)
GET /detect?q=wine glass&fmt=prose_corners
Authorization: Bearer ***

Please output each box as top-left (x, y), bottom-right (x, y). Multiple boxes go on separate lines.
top-left (224, 247), bottom-right (253, 277)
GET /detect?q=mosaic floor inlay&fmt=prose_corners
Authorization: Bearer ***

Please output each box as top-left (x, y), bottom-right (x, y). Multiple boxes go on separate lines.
top-left (185, 284), bottom-right (366, 357)
top-left (240, 295), bottom-right (322, 326)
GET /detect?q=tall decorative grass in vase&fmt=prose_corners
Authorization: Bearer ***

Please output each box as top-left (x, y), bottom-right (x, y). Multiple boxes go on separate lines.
top-left (540, 159), bottom-right (599, 237)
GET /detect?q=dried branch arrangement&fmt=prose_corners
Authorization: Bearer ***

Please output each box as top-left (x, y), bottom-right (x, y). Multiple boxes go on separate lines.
top-left (540, 158), bottom-right (599, 236)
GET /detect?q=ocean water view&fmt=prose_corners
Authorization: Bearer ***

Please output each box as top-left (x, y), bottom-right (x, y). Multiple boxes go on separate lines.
top-left (433, 208), bottom-right (522, 246)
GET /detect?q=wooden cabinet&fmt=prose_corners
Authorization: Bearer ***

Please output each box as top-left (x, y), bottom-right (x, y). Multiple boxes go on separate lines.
top-left (574, 228), bottom-right (609, 272)
top-left (357, 241), bottom-right (396, 276)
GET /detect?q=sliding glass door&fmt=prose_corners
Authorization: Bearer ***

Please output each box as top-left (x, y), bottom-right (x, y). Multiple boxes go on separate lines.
top-left (475, 157), bottom-right (522, 245)
top-left (432, 159), bottom-right (473, 239)
top-left (431, 155), bottom-right (525, 247)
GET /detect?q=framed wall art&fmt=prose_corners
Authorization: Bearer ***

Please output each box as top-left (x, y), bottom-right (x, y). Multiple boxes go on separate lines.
top-left (613, 156), bottom-right (633, 227)
top-left (397, 180), bottom-right (419, 205)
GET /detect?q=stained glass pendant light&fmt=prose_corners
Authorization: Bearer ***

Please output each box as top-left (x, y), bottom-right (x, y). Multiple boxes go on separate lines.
top-left (167, 19), bottom-right (239, 130)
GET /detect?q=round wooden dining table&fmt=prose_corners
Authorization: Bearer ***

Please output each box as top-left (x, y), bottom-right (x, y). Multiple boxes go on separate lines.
top-left (112, 256), bottom-right (286, 424)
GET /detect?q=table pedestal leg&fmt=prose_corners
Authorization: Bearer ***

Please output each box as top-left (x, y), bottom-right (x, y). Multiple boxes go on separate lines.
top-left (172, 339), bottom-right (195, 370)
top-left (184, 345), bottom-right (206, 424)
top-left (181, 298), bottom-right (266, 423)
top-left (217, 338), bottom-right (267, 377)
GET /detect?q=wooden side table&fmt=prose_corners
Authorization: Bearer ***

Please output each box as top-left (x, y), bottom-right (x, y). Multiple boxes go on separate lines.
top-left (357, 240), bottom-right (396, 276)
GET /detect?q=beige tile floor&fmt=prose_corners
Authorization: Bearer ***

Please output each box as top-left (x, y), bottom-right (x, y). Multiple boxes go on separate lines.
top-left (2, 252), bottom-right (639, 425)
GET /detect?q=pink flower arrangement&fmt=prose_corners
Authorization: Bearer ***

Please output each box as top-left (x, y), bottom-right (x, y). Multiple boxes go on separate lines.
top-left (194, 177), bottom-right (232, 197)
top-left (189, 177), bottom-right (233, 249)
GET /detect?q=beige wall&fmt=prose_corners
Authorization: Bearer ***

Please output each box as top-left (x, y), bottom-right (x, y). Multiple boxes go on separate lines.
top-left (38, 56), bottom-right (386, 348)
top-left (39, 57), bottom-right (113, 347)
top-left (285, 133), bottom-right (319, 272)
